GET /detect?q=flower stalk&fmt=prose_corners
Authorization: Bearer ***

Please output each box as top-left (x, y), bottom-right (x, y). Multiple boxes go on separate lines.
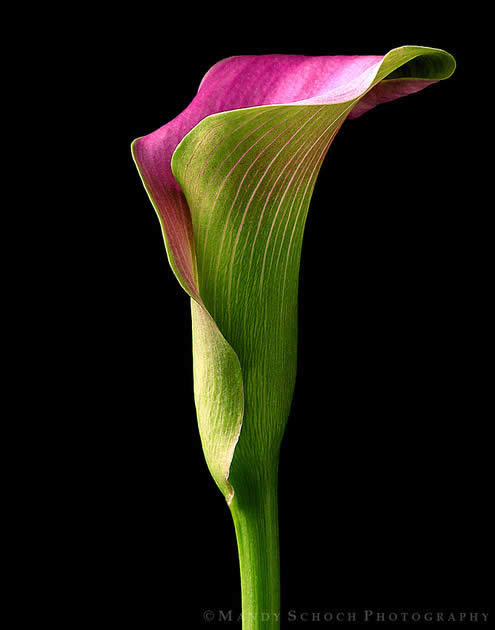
top-left (229, 461), bottom-right (280, 629)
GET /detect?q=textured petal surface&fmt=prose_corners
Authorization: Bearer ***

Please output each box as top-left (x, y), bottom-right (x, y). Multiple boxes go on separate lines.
top-left (132, 46), bottom-right (455, 502)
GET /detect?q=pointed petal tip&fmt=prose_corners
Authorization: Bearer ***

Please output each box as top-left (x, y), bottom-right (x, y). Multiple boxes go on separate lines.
top-left (393, 45), bottom-right (456, 75)
top-left (384, 45), bottom-right (456, 81)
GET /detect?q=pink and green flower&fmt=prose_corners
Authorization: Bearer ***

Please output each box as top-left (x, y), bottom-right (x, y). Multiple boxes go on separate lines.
top-left (132, 46), bottom-right (455, 629)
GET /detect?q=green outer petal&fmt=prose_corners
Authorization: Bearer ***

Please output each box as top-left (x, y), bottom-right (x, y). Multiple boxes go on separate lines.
top-left (170, 46), bottom-right (454, 500)
top-left (174, 104), bottom-right (345, 488)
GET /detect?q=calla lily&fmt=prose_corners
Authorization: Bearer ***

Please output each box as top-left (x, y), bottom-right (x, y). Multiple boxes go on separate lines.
top-left (132, 46), bottom-right (455, 629)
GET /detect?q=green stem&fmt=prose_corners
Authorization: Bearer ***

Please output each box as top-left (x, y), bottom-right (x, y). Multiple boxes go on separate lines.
top-left (229, 464), bottom-right (280, 629)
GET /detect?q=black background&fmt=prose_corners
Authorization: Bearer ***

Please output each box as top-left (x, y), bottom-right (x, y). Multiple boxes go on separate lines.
top-left (81, 5), bottom-right (490, 628)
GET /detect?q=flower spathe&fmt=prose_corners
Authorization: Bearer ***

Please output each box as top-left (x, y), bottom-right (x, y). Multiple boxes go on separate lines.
top-left (132, 46), bottom-right (455, 503)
